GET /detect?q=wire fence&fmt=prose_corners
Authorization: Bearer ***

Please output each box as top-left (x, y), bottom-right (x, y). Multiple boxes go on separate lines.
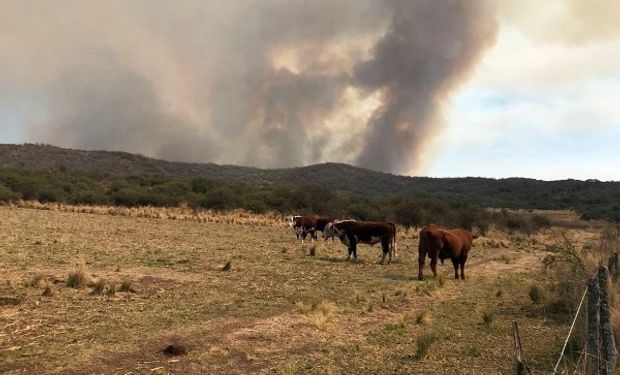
top-left (514, 254), bottom-right (618, 374)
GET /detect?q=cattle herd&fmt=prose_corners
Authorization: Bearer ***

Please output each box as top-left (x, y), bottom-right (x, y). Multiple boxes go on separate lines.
top-left (287, 215), bottom-right (478, 280)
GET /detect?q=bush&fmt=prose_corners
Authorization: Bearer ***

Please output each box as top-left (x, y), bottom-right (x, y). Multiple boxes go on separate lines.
top-left (0, 184), bottom-right (20, 202)
top-left (200, 187), bottom-right (239, 210)
top-left (531, 214), bottom-right (551, 231)
top-left (542, 236), bottom-right (588, 317)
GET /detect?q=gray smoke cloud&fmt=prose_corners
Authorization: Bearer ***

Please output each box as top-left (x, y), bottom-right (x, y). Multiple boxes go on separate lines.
top-left (0, 1), bottom-right (497, 174)
top-left (353, 0), bottom-right (498, 172)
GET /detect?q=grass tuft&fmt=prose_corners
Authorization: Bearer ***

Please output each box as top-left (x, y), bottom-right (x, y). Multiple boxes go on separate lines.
top-left (415, 330), bottom-right (437, 360)
top-left (308, 312), bottom-right (330, 331)
top-left (42, 285), bottom-right (53, 297)
top-left (415, 281), bottom-right (436, 296)
top-left (415, 310), bottom-right (430, 325)
top-left (106, 282), bottom-right (117, 296)
top-left (65, 264), bottom-right (90, 289)
top-left (26, 273), bottom-right (45, 288)
top-left (367, 303), bottom-right (375, 313)
top-left (482, 309), bottom-right (495, 328)
top-left (354, 289), bottom-right (368, 303)
top-left (119, 279), bottom-right (133, 293)
top-left (90, 279), bottom-right (105, 295)
top-left (437, 275), bottom-right (445, 288)
top-left (528, 284), bottom-right (543, 304)
top-left (162, 343), bottom-right (187, 356)
top-left (466, 344), bottom-right (481, 357)
top-left (298, 299), bottom-right (334, 331)
top-left (221, 259), bottom-right (232, 271)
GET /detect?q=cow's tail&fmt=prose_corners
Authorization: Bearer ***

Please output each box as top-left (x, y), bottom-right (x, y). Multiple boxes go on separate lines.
top-left (388, 222), bottom-right (397, 258)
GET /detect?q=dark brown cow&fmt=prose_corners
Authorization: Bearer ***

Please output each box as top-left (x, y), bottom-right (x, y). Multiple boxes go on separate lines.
top-left (323, 220), bottom-right (397, 264)
top-left (418, 224), bottom-right (478, 280)
top-left (287, 215), bottom-right (333, 242)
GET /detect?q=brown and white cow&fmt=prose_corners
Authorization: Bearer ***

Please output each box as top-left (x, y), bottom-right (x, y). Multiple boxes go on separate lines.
top-left (323, 220), bottom-right (397, 264)
top-left (287, 215), bottom-right (334, 242)
top-left (418, 224), bottom-right (478, 280)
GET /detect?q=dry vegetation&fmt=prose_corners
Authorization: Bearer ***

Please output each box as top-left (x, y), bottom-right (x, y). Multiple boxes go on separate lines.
top-left (0, 204), bottom-right (617, 374)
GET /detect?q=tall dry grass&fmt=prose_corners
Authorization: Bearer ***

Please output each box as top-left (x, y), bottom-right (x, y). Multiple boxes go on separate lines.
top-left (8, 200), bottom-right (284, 226)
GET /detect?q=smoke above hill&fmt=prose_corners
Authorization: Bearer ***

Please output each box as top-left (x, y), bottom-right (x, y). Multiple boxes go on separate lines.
top-left (0, 1), bottom-right (497, 174)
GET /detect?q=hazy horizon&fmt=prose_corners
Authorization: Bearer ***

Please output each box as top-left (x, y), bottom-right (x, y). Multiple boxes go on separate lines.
top-left (1, 1), bottom-right (619, 180)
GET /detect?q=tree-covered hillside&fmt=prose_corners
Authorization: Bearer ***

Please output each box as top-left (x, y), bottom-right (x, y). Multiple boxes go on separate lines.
top-left (1, 144), bottom-right (618, 222)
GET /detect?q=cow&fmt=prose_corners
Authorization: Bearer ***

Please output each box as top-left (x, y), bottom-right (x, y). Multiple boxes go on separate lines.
top-left (287, 215), bottom-right (334, 242)
top-left (418, 224), bottom-right (478, 280)
top-left (323, 220), bottom-right (397, 264)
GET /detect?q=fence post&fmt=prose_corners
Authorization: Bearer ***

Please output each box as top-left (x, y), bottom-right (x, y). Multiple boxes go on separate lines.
top-left (512, 321), bottom-right (532, 375)
top-left (607, 253), bottom-right (618, 282)
top-left (586, 276), bottom-right (600, 375)
top-left (598, 266), bottom-right (617, 374)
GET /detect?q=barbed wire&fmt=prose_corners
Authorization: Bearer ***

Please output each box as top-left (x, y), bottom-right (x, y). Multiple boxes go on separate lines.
top-left (552, 286), bottom-right (588, 374)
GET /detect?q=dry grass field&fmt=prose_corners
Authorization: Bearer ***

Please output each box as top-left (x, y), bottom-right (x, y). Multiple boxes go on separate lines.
top-left (0, 205), bottom-right (614, 374)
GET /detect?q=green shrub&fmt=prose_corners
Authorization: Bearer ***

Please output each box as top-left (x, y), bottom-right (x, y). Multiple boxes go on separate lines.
top-left (0, 184), bottom-right (20, 202)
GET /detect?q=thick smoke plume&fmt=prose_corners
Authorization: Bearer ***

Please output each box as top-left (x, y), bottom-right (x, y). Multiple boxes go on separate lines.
top-left (0, 1), bottom-right (497, 174)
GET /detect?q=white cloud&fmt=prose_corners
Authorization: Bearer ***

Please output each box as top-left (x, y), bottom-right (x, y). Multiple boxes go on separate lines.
top-left (424, 7), bottom-right (620, 180)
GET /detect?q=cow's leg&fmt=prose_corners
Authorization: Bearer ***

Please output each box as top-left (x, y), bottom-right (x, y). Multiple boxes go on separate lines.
top-left (451, 259), bottom-right (459, 279)
top-left (303, 230), bottom-right (311, 244)
top-left (460, 259), bottom-right (466, 280)
top-left (380, 239), bottom-right (389, 264)
top-left (430, 256), bottom-right (438, 278)
top-left (418, 250), bottom-right (426, 280)
top-left (350, 239), bottom-right (358, 262)
top-left (345, 236), bottom-right (352, 260)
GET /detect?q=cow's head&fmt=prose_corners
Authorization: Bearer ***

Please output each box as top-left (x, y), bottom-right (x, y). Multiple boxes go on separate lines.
top-left (322, 222), bottom-right (336, 240)
top-left (323, 222), bottom-right (343, 241)
top-left (285, 216), bottom-right (295, 228)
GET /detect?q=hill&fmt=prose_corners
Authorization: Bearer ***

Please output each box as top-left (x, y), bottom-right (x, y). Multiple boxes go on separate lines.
top-left (1, 143), bottom-right (619, 221)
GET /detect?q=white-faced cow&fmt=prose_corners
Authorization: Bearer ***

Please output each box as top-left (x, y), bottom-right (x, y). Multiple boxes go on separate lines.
top-left (323, 220), bottom-right (397, 264)
top-left (287, 215), bottom-right (333, 243)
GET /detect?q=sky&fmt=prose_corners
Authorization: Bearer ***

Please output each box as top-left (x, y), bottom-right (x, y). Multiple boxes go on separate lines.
top-left (0, 1), bottom-right (618, 181)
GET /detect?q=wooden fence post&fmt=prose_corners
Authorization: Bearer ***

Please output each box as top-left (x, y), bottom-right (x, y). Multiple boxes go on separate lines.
top-left (512, 321), bottom-right (532, 375)
top-left (586, 276), bottom-right (600, 375)
top-left (607, 253), bottom-right (619, 282)
top-left (598, 266), bottom-right (617, 374)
